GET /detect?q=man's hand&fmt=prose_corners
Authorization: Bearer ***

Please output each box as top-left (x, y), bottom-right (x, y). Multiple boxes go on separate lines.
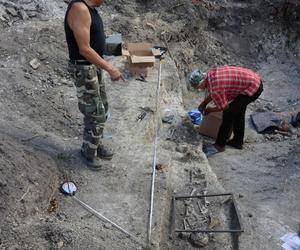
top-left (108, 67), bottom-right (122, 81)
top-left (198, 95), bottom-right (212, 113)
top-left (203, 107), bottom-right (215, 115)
top-left (198, 102), bottom-right (207, 113)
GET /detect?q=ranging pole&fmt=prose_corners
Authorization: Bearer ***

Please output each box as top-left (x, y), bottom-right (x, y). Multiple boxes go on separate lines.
top-left (147, 59), bottom-right (163, 245)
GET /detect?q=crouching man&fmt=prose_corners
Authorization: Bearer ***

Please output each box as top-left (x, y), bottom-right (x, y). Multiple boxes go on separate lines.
top-left (189, 66), bottom-right (263, 157)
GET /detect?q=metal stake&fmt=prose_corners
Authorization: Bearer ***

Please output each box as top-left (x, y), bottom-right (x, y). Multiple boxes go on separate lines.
top-left (73, 196), bottom-right (146, 248)
top-left (147, 59), bottom-right (163, 245)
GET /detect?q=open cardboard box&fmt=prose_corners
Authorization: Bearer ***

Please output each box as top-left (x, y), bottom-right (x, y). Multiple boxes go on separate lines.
top-left (122, 43), bottom-right (160, 76)
top-left (198, 111), bottom-right (223, 139)
top-left (198, 111), bottom-right (233, 139)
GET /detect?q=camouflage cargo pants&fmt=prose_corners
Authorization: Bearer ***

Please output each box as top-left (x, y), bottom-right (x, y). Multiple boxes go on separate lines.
top-left (71, 64), bottom-right (108, 160)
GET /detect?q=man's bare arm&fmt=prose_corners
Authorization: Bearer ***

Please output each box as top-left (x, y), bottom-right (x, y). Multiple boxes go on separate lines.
top-left (198, 95), bottom-right (212, 112)
top-left (67, 3), bottom-right (121, 80)
top-left (198, 95), bottom-right (228, 114)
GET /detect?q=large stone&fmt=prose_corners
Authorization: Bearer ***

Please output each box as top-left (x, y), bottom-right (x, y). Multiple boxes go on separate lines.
top-left (0, 5), bottom-right (6, 19)
top-left (29, 58), bottom-right (41, 70)
top-left (19, 9), bottom-right (28, 20)
top-left (6, 7), bottom-right (18, 17)
top-left (162, 108), bottom-right (176, 124)
top-left (0, 0), bottom-right (16, 8)
top-left (176, 144), bottom-right (189, 153)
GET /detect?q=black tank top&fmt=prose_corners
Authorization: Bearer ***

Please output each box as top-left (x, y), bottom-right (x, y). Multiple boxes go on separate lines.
top-left (64, 0), bottom-right (105, 61)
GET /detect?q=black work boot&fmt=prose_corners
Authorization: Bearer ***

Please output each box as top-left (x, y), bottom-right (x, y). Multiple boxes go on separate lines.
top-left (226, 139), bottom-right (243, 150)
top-left (80, 148), bottom-right (102, 170)
top-left (97, 145), bottom-right (114, 160)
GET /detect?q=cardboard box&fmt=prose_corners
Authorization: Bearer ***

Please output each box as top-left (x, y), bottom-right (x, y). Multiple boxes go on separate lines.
top-left (122, 43), bottom-right (160, 76)
top-left (199, 111), bottom-right (223, 139)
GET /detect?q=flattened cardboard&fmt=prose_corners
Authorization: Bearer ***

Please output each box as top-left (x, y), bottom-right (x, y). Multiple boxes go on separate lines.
top-left (131, 55), bottom-right (155, 63)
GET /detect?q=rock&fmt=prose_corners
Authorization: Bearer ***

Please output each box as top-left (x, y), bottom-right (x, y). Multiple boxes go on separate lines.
top-left (24, 73), bottom-right (31, 79)
top-left (38, 53), bottom-right (48, 61)
top-left (7, 245), bottom-right (19, 250)
top-left (291, 134), bottom-right (298, 140)
top-left (155, 163), bottom-right (168, 171)
top-left (61, 78), bottom-right (69, 85)
top-left (245, 129), bottom-right (263, 143)
top-left (52, 77), bottom-right (61, 86)
top-left (265, 103), bottom-right (274, 111)
top-left (176, 144), bottom-right (188, 153)
top-left (103, 223), bottom-right (112, 230)
top-left (0, 5), bottom-right (6, 19)
top-left (3, 14), bottom-right (11, 22)
top-left (57, 241), bottom-right (64, 249)
top-left (162, 108), bottom-right (175, 124)
top-left (55, 68), bottom-right (65, 77)
top-left (67, 81), bottom-right (74, 87)
top-left (6, 7), bottom-right (18, 17)
top-left (19, 9), bottom-right (28, 20)
top-left (0, 0), bottom-right (17, 8)
top-left (29, 58), bottom-right (41, 70)
top-left (27, 11), bottom-right (37, 18)
top-left (189, 232), bottom-right (209, 247)
top-left (0, 179), bottom-right (7, 187)
top-left (274, 108), bottom-right (281, 112)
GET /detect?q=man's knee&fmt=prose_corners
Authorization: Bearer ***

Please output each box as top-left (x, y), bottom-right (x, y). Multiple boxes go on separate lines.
top-left (84, 127), bottom-right (102, 141)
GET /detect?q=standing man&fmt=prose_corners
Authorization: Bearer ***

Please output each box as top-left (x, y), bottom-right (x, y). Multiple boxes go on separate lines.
top-left (64, 0), bottom-right (123, 169)
top-left (189, 66), bottom-right (263, 157)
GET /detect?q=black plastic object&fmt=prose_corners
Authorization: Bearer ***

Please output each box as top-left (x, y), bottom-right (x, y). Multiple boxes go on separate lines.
top-left (104, 33), bottom-right (122, 56)
top-left (60, 181), bottom-right (77, 196)
top-left (291, 112), bottom-right (300, 127)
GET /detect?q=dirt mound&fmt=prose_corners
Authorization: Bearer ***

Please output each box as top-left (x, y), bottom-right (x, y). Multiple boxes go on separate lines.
top-left (0, 133), bottom-right (61, 248)
top-left (108, 0), bottom-right (299, 71)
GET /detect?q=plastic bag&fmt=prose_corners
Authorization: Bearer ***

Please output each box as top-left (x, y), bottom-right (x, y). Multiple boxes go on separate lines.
top-left (188, 109), bottom-right (203, 125)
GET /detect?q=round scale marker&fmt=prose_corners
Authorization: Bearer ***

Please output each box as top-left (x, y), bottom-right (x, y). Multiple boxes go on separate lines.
top-left (60, 181), bottom-right (77, 196)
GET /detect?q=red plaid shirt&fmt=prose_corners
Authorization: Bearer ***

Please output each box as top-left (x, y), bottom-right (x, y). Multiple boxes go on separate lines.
top-left (207, 66), bottom-right (261, 109)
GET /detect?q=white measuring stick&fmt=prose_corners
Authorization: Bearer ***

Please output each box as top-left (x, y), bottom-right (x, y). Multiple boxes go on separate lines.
top-left (147, 59), bottom-right (162, 245)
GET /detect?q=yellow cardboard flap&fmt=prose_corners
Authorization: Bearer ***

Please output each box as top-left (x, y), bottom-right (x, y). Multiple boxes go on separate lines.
top-left (131, 55), bottom-right (156, 64)
top-left (122, 49), bottom-right (130, 56)
top-left (152, 48), bottom-right (161, 57)
top-left (127, 43), bottom-right (152, 52)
